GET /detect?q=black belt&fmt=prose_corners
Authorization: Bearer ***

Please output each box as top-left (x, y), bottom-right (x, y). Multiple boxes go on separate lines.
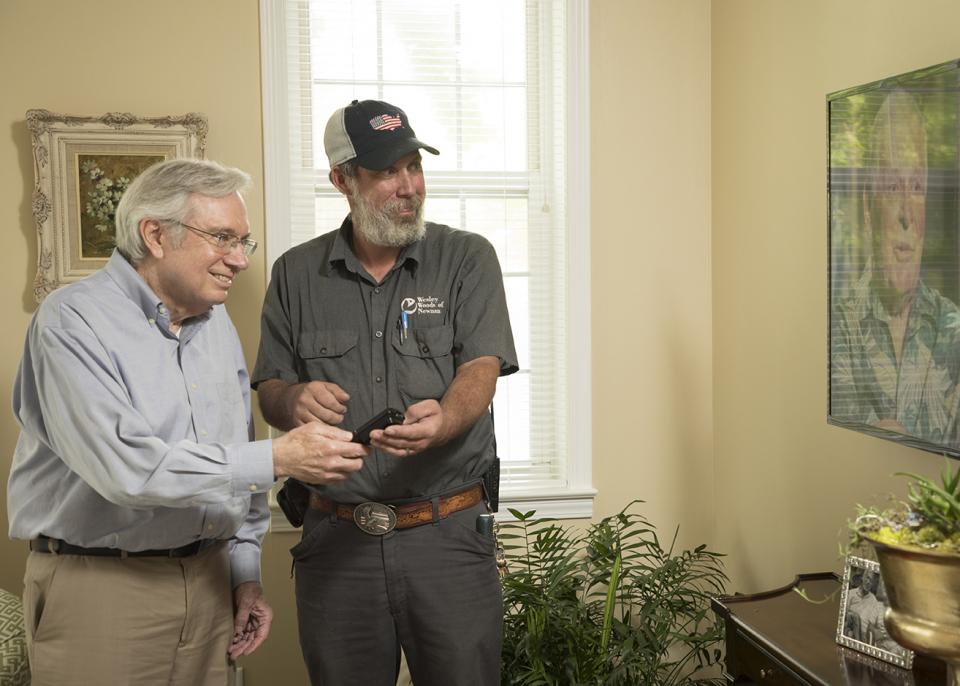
top-left (30, 535), bottom-right (215, 558)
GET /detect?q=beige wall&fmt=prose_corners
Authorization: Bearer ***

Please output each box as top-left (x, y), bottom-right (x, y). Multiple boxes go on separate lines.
top-left (591, 0), bottom-right (714, 547)
top-left (712, 0), bottom-right (959, 592)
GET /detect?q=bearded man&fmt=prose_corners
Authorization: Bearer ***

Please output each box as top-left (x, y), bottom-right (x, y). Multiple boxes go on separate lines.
top-left (253, 99), bottom-right (517, 686)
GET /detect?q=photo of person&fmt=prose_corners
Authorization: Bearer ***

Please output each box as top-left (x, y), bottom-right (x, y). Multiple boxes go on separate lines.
top-left (837, 557), bottom-right (913, 667)
top-left (829, 65), bottom-right (960, 455)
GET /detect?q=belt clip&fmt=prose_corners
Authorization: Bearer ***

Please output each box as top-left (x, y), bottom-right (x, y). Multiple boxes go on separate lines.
top-left (46, 538), bottom-right (60, 554)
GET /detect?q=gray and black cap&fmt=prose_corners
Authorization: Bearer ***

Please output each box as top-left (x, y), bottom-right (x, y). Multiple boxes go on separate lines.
top-left (324, 99), bottom-right (439, 171)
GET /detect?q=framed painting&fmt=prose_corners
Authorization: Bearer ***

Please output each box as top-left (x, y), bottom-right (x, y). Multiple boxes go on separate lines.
top-left (827, 59), bottom-right (960, 457)
top-left (26, 109), bottom-right (207, 302)
top-left (836, 556), bottom-right (914, 669)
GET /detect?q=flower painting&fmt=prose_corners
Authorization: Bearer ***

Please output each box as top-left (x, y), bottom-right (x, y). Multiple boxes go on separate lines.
top-left (77, 153), bottom-right (164, 258)
top-left (26, 109), bottom-right (207, 302)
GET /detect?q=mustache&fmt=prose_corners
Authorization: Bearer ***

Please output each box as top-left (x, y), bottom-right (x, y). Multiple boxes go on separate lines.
top-left (383, 195), bottom-right (423, 216)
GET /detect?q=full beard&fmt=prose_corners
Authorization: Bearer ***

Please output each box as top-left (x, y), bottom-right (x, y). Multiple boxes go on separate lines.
top-left (348, 182), bottom-right (426, 248)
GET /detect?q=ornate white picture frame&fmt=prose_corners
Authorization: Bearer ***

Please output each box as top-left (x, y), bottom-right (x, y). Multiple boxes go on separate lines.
top-left (26, 109), bottom-right (207, 302)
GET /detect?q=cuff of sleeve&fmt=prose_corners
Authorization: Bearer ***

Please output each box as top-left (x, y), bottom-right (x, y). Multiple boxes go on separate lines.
top-left (456, 349), bottom-right (519, 376)
top-left (232, 439), bottom-right (275, 499)
top-left (229, 541), bottom-right (262, 588)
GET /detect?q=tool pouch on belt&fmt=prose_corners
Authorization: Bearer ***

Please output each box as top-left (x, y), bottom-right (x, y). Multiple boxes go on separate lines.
top-left (277, 478), bottom-right (310, 528)
top-left (483, 404), bottom-right (501, 512)
top-left (482, 456), bottom-right (500, 513)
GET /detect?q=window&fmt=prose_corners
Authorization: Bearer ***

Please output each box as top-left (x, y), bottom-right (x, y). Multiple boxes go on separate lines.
top-left (260, 0), bottom-right (592, 518)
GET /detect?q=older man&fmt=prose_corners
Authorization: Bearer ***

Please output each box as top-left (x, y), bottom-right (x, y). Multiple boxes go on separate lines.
top-left (254, 100), bottom-right (518, 685)
top-left (8, 158), bottom-right (368, 686)
top-left (831, 89), bottom-right (960, 446)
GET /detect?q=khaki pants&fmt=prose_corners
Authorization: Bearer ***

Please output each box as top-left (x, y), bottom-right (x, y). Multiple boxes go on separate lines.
top-left (23, 542), bottom-right (233, 686)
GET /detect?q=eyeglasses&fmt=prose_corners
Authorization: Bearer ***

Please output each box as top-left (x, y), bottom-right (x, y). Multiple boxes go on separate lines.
top-left (175, 221), bottom-right (258, 257)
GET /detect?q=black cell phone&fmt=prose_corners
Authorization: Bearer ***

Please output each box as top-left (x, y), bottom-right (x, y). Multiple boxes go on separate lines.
top-left (351, 407), bottom-right (405, 444)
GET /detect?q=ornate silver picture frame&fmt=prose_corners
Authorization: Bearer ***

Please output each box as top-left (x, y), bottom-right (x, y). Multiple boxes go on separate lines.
top-left (26, 110), bottom-right (207, 302)
top-left (836, 555), bottom-right (915, 669)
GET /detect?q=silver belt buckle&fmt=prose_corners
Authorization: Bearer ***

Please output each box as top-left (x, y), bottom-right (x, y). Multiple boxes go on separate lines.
top-left (353, 502), bottom-right (397, 535)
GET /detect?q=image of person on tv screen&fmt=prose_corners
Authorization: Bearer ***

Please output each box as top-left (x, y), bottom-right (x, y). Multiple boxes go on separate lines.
top-left (831, 89), bottom-right (960, 446)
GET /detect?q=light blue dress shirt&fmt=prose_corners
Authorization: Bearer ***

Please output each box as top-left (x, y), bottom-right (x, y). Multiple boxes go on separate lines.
top-left (8, 251), bottom-right (275, 587)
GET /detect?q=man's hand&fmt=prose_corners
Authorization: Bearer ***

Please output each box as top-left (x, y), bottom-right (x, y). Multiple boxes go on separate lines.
top-left (288, 381), bottom-right (350, 426)
top-left (258, 379), bottom-right (350, 430)
top-left (273, 421), bottom-right (369, 483)
top-left (230, 582), bottom-right (273, 659)
top-left (370, 356), bottom-right (500, 458)
top-left (370, 399), bottom-right (444, 457)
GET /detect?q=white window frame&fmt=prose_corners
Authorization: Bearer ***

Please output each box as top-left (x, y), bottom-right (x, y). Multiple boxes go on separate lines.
top-left (260, 0), bottom-right (592, 528)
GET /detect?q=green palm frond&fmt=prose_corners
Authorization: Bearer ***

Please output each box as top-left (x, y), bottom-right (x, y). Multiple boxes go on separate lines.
top-left (500, 500), bottom-right (727, 686)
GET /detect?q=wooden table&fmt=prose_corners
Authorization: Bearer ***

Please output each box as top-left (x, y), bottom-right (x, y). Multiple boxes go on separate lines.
top-left (711, 572), bottom-right (946, 685)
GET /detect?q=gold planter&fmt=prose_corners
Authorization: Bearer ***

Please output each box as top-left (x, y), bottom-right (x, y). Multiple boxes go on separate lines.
top-left (872, 539), bottom-right (960, 685)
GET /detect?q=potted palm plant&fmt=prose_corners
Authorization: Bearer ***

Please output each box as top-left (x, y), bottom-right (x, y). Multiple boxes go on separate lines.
top-left (852, 461), bottom-right (960, 685)
top-left (498, 500), bottom-right (727, 685)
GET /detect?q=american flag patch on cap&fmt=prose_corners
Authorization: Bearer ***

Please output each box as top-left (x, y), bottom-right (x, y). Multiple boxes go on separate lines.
top-left (369, 114), bottom-right (402, 131)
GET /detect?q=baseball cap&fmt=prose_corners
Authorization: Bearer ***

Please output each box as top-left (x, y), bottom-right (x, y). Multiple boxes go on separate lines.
top-left (324, 99), bottom-right (440, 171)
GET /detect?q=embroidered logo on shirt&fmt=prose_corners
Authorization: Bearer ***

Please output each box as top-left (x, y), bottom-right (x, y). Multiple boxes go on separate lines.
top-left (401, 296), bottom-right (445, 316)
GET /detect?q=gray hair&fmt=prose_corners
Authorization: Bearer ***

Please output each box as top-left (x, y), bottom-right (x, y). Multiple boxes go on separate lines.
top-left (114, 158), bottom-right (251, 262)
top-left (336, 160), bottom-right (359, 179)
top-left (867, 89), bottom-right (927, 192)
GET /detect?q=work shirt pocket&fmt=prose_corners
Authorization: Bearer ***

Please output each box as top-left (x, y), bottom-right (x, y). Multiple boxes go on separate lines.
top-left (392, 325), bottom-right (455, 403)
top-left (297, 329), bottom-right (359, 382)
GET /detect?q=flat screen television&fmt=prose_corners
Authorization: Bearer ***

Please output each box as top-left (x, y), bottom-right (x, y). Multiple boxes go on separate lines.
top-left (828, 58), bottom-right (960, 457)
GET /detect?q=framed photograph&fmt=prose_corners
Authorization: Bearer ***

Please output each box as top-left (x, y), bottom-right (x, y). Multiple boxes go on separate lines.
top-left (836, 556), bottom-right (914, 668)
top-left (827, 59), bottom-right (960, 458)
top-left (26, 109), bottom-right (207, 302)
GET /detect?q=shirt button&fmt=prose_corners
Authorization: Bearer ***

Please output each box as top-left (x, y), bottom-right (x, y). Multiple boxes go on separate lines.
top-left (375, 330), bottom-right (383, 338)
top-left (191, 383), bottom-right (198, 390)
top-left (207, 524), bottom-right (214, 531)
top-left (421, 345), bottom-right (429, 353)
top-left (249, 484), bottom-right (258, 492)
top-left (148, 318), bottom-right (156, 325)
top-left (201, 429), bottom-right (208, 436)
top-left (375, 376), bottom-right (383, 383)
top-left (320, 347), bottom-right (327, 354)
top-left (374, 287), bottom-right (381, 294)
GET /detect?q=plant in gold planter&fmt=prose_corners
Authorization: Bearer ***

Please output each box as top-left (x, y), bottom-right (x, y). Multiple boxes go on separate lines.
top-left (852, 461), bottom-right (960, 685)
top-left (854, 462), bottom-right (960, 552)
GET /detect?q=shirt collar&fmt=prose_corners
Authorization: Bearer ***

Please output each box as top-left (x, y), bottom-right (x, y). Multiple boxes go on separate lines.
top-left (103, 249), bottom-right (209, 331)
top-left (864, 278), bottom-right (938, 326)
top-left (329, 215), bottom-right (422, 276)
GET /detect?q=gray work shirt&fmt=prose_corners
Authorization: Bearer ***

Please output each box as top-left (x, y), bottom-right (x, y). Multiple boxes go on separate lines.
top-left (8, 251), bottom-right (275, 586)
top-left (253, 218), bottom-right (518, 502)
